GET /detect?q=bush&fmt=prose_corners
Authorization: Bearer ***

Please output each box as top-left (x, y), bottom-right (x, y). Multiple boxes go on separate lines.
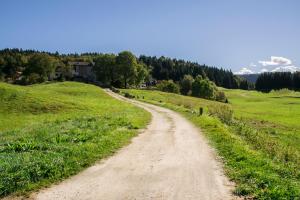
top-left (157, 80), bottom-right (180, 94)
top-left (124, 92), bottom-right (135, 98)
top-left (111, 86), bottom-right (120, 93)
top-left (180, 75), bottom-right (194, 95)
top-left (208, 104), bottom-right (233, 124)
top-left (192, 77), bottom-right (216, 100)
top-left (20, 73), bottom-right (47, 85)
top-left (270, 88), bottom-right (291, 95)
top-left (216, 91), bottom-right (227, 103)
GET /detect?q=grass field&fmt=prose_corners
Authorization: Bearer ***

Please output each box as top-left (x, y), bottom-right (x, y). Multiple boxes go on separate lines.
top-left (223, 88), bottom-right (300, 151)
top-left (0, 82), bottom-right (150, 197)
top-left (122, 89), bottom-right (300, 199)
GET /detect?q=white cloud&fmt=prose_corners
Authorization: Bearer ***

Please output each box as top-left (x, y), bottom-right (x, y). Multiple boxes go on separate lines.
top-left (259, 56), bottom-right (292, 67)
top-left (238, 56), bottom-right (298, 74)
top-left (235, 67), bottom-right (254, 75)
top-left (259, 68), bottom-right (269, 73)
top-left (271, 65), bottom-right (300, 73)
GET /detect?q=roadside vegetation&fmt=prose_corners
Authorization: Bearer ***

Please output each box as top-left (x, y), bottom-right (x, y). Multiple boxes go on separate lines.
top-left (0, 82), bottom-right (150, 197)
top-left (155, 75), bottom-right (227, 103)
top-left (121, 88), bottom-right (300, 199)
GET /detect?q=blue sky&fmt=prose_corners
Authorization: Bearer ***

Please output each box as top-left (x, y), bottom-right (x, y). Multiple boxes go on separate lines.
top-left (0, 0), bottom-right (299, 73)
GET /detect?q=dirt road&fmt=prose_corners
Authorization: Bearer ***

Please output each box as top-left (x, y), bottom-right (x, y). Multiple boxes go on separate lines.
top-left (33, 90), bottom-right (234, 200)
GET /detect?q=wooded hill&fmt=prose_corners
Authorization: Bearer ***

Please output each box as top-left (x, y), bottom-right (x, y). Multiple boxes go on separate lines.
top-left (139, 55), bottom-right (244, 89)
top-left (0, 48), bottom-right (249, 90)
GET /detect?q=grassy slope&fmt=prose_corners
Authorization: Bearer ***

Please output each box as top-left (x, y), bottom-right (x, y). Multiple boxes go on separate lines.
top-left (0, 82), bottom-right (151, 197)
top-left (123, 89), bottom-right (300, 199)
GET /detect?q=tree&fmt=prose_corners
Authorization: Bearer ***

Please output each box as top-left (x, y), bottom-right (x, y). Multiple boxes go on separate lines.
top-left (93, 54), bottom-right (117, 86)
top-left (2, 55), bottom-right (18, 80)
top-left (293, 72), bottom-right (300, 90)
top-left (56, 62), bottom-right (72, 81)
top-left (116, 51), bottom-right (137, 88)
top-left (24, 53), bottom-right (57, 82)
top-left (199, 79), bottom-right (216, 99)
top-left (135, 63), bottom-right (149, 87)
top-left (191, 75), bottom-right (203, 97)
top-left (192, 75), bottom-right (217, 100)
top-left (255, 72), bottom-right (295, 92)
top-left (0, 57), bottom-right (5, 80)
top-left (180, 75), bottom-right (194, 95)
top-left (239, 79), bottom-right (249, 90)
top-left (157, 80), bottom-right (180, 94)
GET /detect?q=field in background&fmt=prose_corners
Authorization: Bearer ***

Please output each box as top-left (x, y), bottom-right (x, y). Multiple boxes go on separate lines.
top-left (122, 88), bottom-right (300, 199)
top-left (223, 88), bottom-right (300, 150)
top-left (0, 82), bottom-right (150, 197)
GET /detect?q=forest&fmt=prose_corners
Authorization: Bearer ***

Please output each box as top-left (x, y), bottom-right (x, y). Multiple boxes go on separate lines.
top-left (0, 48), bottom-right (250, 89)
top-left (139, 55), bottom-right (248, 89)
top-left (255, 72), bottom-right (300, 92)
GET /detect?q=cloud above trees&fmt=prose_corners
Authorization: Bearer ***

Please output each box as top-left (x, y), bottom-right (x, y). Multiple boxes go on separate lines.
top-left (259, 56), bottom-right (292, 67)
top-left (235, 56), bottom-right (300, 74)
top-left (235, 67), bottom-right (254, 75)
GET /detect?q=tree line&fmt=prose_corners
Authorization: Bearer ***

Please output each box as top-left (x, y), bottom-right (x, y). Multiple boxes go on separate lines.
top-left (255, 72), bottom-right (300, 92)
top-left (0, 48), bottom-right (252, 89)
top-left (0, 48), bottom-right (73, 84)
top-left (0, 49), bottom-right (149, 87)
top-left (4, 48), bottom-right (299, 94)
top-left (139, 55), bottom-right (247, 89)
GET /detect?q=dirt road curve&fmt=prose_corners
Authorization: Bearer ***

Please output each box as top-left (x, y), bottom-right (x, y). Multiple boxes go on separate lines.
top-left (33, 90), bottom-right (234, 200)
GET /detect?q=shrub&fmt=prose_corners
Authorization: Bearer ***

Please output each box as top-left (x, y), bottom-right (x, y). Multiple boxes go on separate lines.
top-left (157, 80), bottom-right (180, 94)
top-left (124, 92), bottom-right (135, 98)
top-left (192, 77), bottom-right (216, 100)
top-left (216, 91), bottom-right (227, 103)
top-left (180, 75), bottom-right (194, 95)
top-left (111, 86), bottom-right (120, 93)
top-left (270, 88), bottom-right (291, 95)
top-left (208, 104), bottom-right (233, 124)
top-left (20, 73), bottom-right (48, 85)
top-left (189, 75), bottom-right (228, 102)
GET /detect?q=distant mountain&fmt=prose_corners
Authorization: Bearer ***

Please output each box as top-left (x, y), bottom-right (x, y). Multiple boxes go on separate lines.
top-left (238, 74), bottom-right (259, 83)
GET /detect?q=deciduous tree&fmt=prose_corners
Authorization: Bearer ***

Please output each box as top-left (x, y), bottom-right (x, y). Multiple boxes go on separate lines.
top-left (93, 54), bottom-right (117, 86)
top-left (24, 53), bottom-right (57, 83)
top-left (116, 51), bottom-right (137, 88)
top-left (180, 75), bottom-right (194, 95)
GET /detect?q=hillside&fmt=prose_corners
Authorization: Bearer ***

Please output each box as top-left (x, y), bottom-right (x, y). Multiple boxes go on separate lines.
top-left (0, 82), bottom-right (150, 197)
top-left (122, 88), bottom-right (300, 199)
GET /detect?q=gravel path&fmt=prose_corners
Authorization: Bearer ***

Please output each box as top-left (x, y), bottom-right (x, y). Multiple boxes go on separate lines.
top-left (33, 89), bottom-right (234, 200)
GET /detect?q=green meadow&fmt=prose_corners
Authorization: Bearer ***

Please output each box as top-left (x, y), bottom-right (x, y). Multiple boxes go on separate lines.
top-left (0, 82), bottom-right (150, 197)
top-left (223, 88), bottom-right (300, 151)
top-left (1, 81), bottom-right (299, 199)
top-left (122, 88), bottom-right (300, 199)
